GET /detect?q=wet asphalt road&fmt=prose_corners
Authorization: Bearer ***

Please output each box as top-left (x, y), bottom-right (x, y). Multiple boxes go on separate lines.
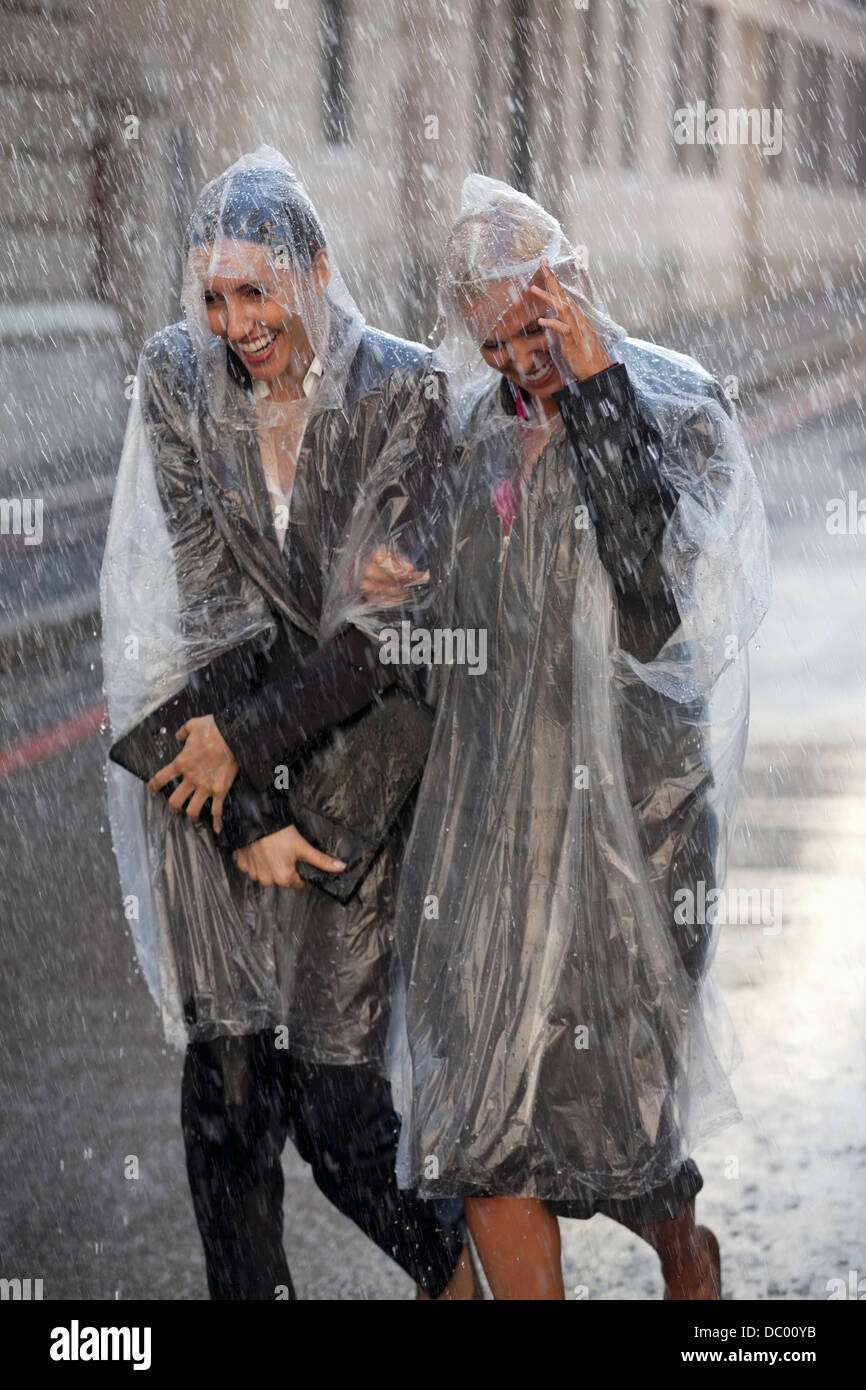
top-left (0, 390), bottom-right (864, 1300)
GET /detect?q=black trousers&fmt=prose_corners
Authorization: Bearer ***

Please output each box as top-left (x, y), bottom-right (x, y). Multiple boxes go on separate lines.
top-left (181, 1031), bottom-right (464, 1300)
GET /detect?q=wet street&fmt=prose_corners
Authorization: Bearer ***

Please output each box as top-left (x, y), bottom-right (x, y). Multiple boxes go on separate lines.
top-left (0, 385), bottom-right (864, 1300)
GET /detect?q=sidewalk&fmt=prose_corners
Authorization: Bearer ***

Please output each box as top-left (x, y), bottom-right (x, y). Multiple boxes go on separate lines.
top-left (648, 276), bottom-right (866, 398)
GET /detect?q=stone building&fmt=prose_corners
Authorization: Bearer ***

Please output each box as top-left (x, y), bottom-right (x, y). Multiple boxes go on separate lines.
top-left (1, 0), bottom-right (864, 509)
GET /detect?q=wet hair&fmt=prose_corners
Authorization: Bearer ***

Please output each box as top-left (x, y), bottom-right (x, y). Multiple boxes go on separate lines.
top-left (441, 184), bottom-right (599, 342)
top-left (185, 163), bottom-right (326, 268)
top-left (443, 192), bottom-right (560, 303)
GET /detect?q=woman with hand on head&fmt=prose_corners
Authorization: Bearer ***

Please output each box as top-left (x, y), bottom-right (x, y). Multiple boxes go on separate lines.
top-left (385, 176), bottom-right (770, 1300)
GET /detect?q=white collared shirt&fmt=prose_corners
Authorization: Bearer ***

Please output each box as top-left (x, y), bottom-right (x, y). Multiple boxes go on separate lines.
top-left (250, 354), bottom-right (323, 404)
top-left (252, 356), bottom-right (323, 551)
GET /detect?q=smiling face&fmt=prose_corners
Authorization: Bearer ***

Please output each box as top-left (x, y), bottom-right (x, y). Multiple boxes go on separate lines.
top-left (194, 239), bottom-right (330, 390)
top-left (462, 271), bottom-right (564, 401)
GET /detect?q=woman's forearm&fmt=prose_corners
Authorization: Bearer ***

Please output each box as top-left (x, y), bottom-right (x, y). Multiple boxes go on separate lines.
top-left (554, 363), bottom-right (681, 662)
top-left (215, 624), bottom-right (401, 793)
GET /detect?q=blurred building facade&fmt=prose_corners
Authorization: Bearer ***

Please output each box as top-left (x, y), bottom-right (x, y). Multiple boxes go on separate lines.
top-left (1, 0), bottom-right (865, 493)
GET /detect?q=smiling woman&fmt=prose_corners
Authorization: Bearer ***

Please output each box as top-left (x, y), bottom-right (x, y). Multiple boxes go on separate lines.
top-left (475, 266), bottom-right (613, 405)
top-left (384, 173), bottom-right (771, 1301)
top-left (103, 147), bottom-right (370, 1046)
top-left (100, 147), bottom-right (471, 1302)
top-left (180, 157), bottom-right (357, 422)
top-left (441, 175), bottom-right (624, 427)
top-left (197, 243), bottom-right (329, 397)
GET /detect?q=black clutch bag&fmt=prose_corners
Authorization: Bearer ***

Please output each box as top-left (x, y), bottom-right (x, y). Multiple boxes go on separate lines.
top-left (108, 638), bottom-right (264, 797)
top-left (109, 643), bottom-right (432, 905)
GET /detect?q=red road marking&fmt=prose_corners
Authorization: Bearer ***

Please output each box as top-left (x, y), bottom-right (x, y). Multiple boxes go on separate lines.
top-left (0, 701), bottom-right (106, 777)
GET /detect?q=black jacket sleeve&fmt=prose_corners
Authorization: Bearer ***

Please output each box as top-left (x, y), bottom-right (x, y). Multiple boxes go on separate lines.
top-left (554, 362), bottom-right (681, 664)
top-left (214, 624), bottom-right (400, 796)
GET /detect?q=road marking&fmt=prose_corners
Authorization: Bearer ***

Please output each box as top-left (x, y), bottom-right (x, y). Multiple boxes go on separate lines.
top-left (0, 701), bottom-right (106, 777)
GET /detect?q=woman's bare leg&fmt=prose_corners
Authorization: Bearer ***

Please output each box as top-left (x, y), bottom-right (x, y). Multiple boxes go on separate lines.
top-left (622, 1199), bottom-right (721, 1299)
top-left (465, 1196), bottom-right (565, 1300)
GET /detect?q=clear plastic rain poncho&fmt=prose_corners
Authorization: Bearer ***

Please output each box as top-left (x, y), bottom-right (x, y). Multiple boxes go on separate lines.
top-left (101, 148), bottom-right (447, 1055)
top-left (335, 175), bottom-right (769, 1205)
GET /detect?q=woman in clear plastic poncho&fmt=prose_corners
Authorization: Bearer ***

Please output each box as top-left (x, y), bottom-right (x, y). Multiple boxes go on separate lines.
top-left (381, 177), bottom-right (771, 1299)
top-left (100, 150), bottom-right (470, 1301)
top-left (103, 148), bottom-right (450, 1054)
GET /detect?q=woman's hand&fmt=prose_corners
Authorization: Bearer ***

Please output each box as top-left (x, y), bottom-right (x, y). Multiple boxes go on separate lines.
top-left (234, 824), bottom-right (347, 889)
top-left (529, 259), bottom-right (614, 384)
top-left (360, 546), bottom-right (429, 607)
top-left (148, 714), bottom-right (239, 833)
